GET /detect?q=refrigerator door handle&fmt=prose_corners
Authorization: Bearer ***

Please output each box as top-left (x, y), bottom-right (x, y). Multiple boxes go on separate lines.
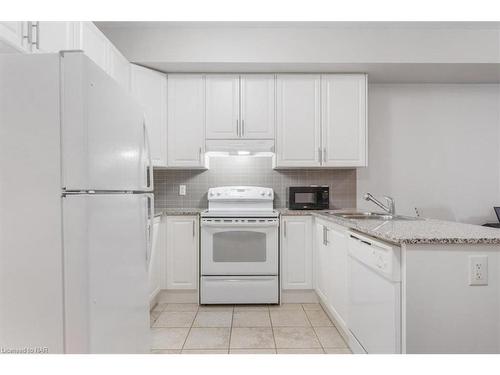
top-left (146, 194), bottom-right (154, 265)
top-left (143, 119), bottom-right (153, 192)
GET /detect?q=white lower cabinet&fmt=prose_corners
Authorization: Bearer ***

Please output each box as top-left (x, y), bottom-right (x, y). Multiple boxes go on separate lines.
top-left (166, 216), bottom-right (198, 290)
top-left (281, 216), bottom-right (313, 289)
top-left (148, 215), bottom-right (166, 303)
top-left (314, 218), bottom-right (349, 327)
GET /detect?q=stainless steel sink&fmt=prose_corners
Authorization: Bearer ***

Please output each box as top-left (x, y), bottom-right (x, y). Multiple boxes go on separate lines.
top-left (326, 211), bottom-right (419, 221)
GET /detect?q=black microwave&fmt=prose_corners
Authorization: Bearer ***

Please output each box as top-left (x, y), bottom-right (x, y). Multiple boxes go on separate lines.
top-left (288, 186), bottom-right (330, 210)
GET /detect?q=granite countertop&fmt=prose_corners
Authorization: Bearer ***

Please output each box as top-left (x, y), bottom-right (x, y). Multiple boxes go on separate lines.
top-left (155, 208), bottom-right (205, 216)
top-left (276, 208), bottom-right (331, 216)
top-left (311, 211), bottom-right (500, 245)
top-left (156, 207), bottom-right (500, 245)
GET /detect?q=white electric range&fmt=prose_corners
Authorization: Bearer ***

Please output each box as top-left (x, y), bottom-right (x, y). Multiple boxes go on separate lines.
top-left (200, 186), bottom-right (279, 305)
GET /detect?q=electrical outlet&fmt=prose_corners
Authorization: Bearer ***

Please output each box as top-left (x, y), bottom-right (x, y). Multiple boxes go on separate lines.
top-left (179, 185), bottom-right (186, 196)
top-left (469, 255), bottom-right (488, 286)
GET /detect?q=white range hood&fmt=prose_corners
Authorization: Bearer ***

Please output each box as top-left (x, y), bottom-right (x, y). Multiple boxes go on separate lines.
top-left (205, 139), bottom-right (275, 156)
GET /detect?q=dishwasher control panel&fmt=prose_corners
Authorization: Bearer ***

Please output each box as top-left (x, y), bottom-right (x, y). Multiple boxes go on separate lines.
top-left (347, 231), bottom-right (401, 281)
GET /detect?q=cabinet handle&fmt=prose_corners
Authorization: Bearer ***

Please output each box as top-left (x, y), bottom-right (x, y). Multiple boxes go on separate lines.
top-left (192, 220), bottom-right (195, 237)
top-left (323, 148), bottom-right (327, 163)
top-left (32, 21), bottom-right (39, 50)
top-left (241, 119), bottom-right (245, 137)
top-left (318, 147), bottom-right (322, 163)
top-left (236, 119), bottom-right (240, 137)
top-left (23, 21), bottom-right (33, 46)
top-left (283, 220), bottom-right (287, 237)
top-left (323, 226), bottom-right (329, 245)
top-left (199, 147), bottom-right (202, 162)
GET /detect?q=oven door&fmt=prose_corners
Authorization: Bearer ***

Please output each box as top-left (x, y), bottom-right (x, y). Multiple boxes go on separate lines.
top-left (201, 218), bottom-right (279, 275)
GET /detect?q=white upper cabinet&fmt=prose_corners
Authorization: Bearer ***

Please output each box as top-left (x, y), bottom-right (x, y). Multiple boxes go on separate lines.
top-left (74, 22), bottom-right (109, 73)
top-left (167, 74), bottom-right (206, 168)
top-left (205, 75), bottom-right (240, 139)
top-left (0, 22), bottom-right (29, 52)
top-left (130, 64), bottom-right (168, 167)
top-left (281, 216), bottom-right (313, 290)
top-left (321, 74), bottom-right (367, 167)
top-left (108, 44), bottom-right (130, 91)
top-left (205, 74), bottom-right (276, 140)
top-left (32, 22), bottom-right (74, 53)
top-left (240, 74), bottom-right (275, 139)
top-left (0, 21), bottom-right (76, 54)
top-left (275, 74), bottom-right (367, 168)
top-left (275, 74), bottom-right (321, 167)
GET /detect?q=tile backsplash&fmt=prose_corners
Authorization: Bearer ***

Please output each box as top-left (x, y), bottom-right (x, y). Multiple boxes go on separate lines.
top-left (154, 156), bottom-right (356, 210)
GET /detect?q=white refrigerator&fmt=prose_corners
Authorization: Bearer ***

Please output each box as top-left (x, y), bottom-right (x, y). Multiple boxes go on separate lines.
top-left (0, 52), bottom-right (153, 353)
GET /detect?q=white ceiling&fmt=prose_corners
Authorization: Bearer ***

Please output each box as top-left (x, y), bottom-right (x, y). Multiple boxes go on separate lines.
top-left (95, 21), bottom-right (500, 30)
top-left (96, 21), bottom-right (500, 83)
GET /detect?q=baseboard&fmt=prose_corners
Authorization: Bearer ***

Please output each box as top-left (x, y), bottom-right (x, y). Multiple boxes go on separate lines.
top-left (154, 289), bottom-right (317, 305)
top-left (281, 289), bottom-right (319, 303)
top-left (156, 289), bottom-right (198, 304)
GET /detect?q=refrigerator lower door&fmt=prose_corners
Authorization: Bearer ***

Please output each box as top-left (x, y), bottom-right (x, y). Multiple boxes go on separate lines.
top-left (61, 52), bottom-right (152, 192)
top-left (63, 193), bottom-right (152, 353)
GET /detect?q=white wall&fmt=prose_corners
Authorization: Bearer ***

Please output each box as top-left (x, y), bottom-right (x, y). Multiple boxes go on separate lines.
top-left (357, 84), bottom-right (500, 224)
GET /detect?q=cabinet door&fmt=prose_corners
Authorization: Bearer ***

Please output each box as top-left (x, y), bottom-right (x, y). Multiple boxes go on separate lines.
top-left (276, 75), bottom-right (321, 167)
top-left (130, 64), bottom-right (167, 167)
top-left (240, 74), bottom-right (275, 139)
top-left (281, 216), bottom-right (312, 289)
top-left (326, 224), bottom-right (349, 326)
top-left (148, 216), bottom-right (165, 303)
top-left (167, 74), bottom-right (206, 168)
top-left (0, 22), bottom-right (28, 52)
top-left (108, 44), bottom-right (130, 91)
top-left (76, 22), bottom-right (108, 72)
top-left (321, 74), bottom-right (367, 167)
top-left (34, 22), bottom-right (75, 53)
top-left (166, 216), bottom-right (198, 290)
top-left (314, 221), bottom-right (330, 302)
top-left (205, 75), bottom-right (240, 139)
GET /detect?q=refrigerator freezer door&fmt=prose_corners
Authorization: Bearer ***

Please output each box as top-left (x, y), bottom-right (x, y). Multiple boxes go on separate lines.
top-left (63, 193), bottom-right (152, 353)
top-left (61, 52), bottom-right (152, 192)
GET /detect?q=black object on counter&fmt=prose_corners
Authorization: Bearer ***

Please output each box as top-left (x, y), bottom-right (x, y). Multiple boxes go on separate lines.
top-left (483, 223), bottom-right (500, 229)
top-left (288, 186), bottom-right (329, 210)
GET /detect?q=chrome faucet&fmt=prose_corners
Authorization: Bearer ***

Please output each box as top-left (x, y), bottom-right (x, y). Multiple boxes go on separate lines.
top-left (364, 193), bottom-right (396, 215)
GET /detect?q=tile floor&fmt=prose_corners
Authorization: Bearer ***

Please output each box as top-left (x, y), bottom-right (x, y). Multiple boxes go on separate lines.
top-left (150, 303), bottom-right (352, 354)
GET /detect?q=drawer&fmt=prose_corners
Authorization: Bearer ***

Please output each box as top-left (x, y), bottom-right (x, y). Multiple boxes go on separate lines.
top-left (200, 276), bottom-right (279, 304)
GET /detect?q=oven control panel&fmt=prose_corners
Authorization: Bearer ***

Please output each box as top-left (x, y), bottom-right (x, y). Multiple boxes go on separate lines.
top-left (208, 186), bottom-right (274, 201)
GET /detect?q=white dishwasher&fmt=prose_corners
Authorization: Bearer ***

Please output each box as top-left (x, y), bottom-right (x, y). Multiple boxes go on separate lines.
top-left (347, 231), bottom-right (402, 354)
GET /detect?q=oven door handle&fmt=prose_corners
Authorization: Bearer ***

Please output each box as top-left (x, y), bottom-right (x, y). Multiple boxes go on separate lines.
top-left (204, 276), bottom-right (277, 282)
top-left (201, 221), bottom-right (279, 228)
